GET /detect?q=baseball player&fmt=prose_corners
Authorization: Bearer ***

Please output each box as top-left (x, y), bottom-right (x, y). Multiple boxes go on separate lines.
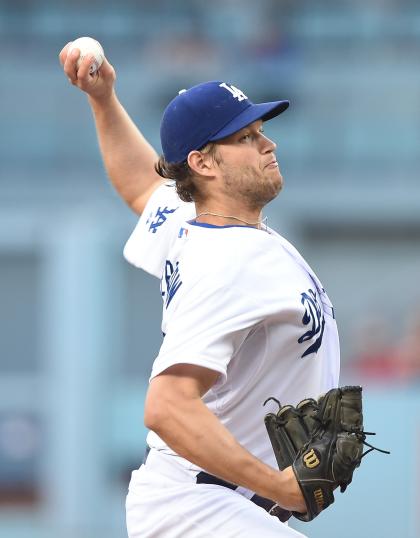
top-left (60, 43), bottom-right (340, 538)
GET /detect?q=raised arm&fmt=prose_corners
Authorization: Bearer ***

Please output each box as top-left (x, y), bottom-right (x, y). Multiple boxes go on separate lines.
top-left (59, 41), bottom-right (164, 214)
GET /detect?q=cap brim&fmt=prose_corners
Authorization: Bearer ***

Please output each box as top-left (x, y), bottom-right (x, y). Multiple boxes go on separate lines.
top-left (209, 100), bottom-right (289, 142)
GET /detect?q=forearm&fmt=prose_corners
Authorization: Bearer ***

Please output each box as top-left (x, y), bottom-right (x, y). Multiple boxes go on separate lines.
top-left (147, 395), bottom-right (304, 512)
top-left (89, 92), bottom-right (163, 213)
top-left (60, 42), bottom-right (163, 213)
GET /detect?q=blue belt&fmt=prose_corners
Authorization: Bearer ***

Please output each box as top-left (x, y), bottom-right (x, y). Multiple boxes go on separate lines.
top-left (143, 447), bottom-right (291, 523)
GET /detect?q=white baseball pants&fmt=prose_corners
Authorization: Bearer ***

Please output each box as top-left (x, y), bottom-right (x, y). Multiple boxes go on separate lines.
top-left (126, 449), bottom-right (307, 538)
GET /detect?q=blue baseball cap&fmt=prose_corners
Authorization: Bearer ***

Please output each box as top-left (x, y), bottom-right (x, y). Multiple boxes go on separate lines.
top-left (160, 81), bottom-right (289, 163)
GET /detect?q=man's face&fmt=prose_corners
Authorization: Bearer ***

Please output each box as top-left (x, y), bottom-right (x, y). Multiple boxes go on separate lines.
top-left (212, 120), bottom-right (283, 210)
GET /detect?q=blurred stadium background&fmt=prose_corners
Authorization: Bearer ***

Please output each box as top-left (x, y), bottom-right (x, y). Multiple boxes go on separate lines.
top-left (0, 0), bottom-right (419, 536)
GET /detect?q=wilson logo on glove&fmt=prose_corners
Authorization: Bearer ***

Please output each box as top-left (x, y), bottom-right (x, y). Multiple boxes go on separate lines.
top-left (313, 488), bottom-right (324, 511)
top-left (303, 449), bottom-right (320, 469)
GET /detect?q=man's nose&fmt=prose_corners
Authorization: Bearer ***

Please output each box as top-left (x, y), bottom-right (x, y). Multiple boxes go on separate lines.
top-left (261, 134), bottom-right (277, 153)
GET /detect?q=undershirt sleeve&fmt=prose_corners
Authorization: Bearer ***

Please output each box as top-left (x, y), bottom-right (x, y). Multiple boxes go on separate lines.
top-left (123, 182), bottom-right (195, 278)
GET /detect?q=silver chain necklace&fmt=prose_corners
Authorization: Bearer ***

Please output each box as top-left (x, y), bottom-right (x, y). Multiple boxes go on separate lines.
top-left (195, 211), bottom-right (268, 229)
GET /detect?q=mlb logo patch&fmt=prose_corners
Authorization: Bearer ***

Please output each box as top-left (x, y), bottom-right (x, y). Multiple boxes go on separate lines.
top-left (178, 227), bottom-right (189, 238)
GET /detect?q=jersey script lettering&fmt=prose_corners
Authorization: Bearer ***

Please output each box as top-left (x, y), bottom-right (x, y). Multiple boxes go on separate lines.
top-left (162, 260), bottom-right (183, 308)
top-left (298, 289), bottom-right (326, 358)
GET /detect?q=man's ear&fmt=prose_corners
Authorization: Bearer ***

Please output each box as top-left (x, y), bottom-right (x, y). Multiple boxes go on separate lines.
top-left (187, 150), bottom-right (217, 178)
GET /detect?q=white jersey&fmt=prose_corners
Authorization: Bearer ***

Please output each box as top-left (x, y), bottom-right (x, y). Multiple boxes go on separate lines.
top-left (124, 182), bottom-right (340, 473)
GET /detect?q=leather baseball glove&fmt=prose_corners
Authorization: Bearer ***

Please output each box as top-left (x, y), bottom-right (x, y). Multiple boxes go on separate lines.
top-left (264, 386), bottom-right (389, 522)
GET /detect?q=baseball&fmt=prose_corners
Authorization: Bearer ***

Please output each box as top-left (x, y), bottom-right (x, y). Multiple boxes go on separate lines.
top-left (68, 36), bottom-right (104, 74)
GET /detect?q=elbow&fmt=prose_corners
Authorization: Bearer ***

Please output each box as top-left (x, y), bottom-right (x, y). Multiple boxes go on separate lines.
top-left (144, 405), bottom-right (160, 432)
top-left (144, 389), bottom-right (169, 433)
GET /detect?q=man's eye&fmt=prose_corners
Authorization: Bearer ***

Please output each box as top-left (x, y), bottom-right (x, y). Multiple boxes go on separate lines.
top-left (240, 134), bottom-right (251, 142)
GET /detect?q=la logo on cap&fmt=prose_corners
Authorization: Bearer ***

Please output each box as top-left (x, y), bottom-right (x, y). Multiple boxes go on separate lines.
top-left (219, 83), bottom-right (248, 102)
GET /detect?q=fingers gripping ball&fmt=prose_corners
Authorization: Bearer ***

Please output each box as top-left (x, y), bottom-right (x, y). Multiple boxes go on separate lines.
top-left (68, 37), bottom-right (104, 74)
